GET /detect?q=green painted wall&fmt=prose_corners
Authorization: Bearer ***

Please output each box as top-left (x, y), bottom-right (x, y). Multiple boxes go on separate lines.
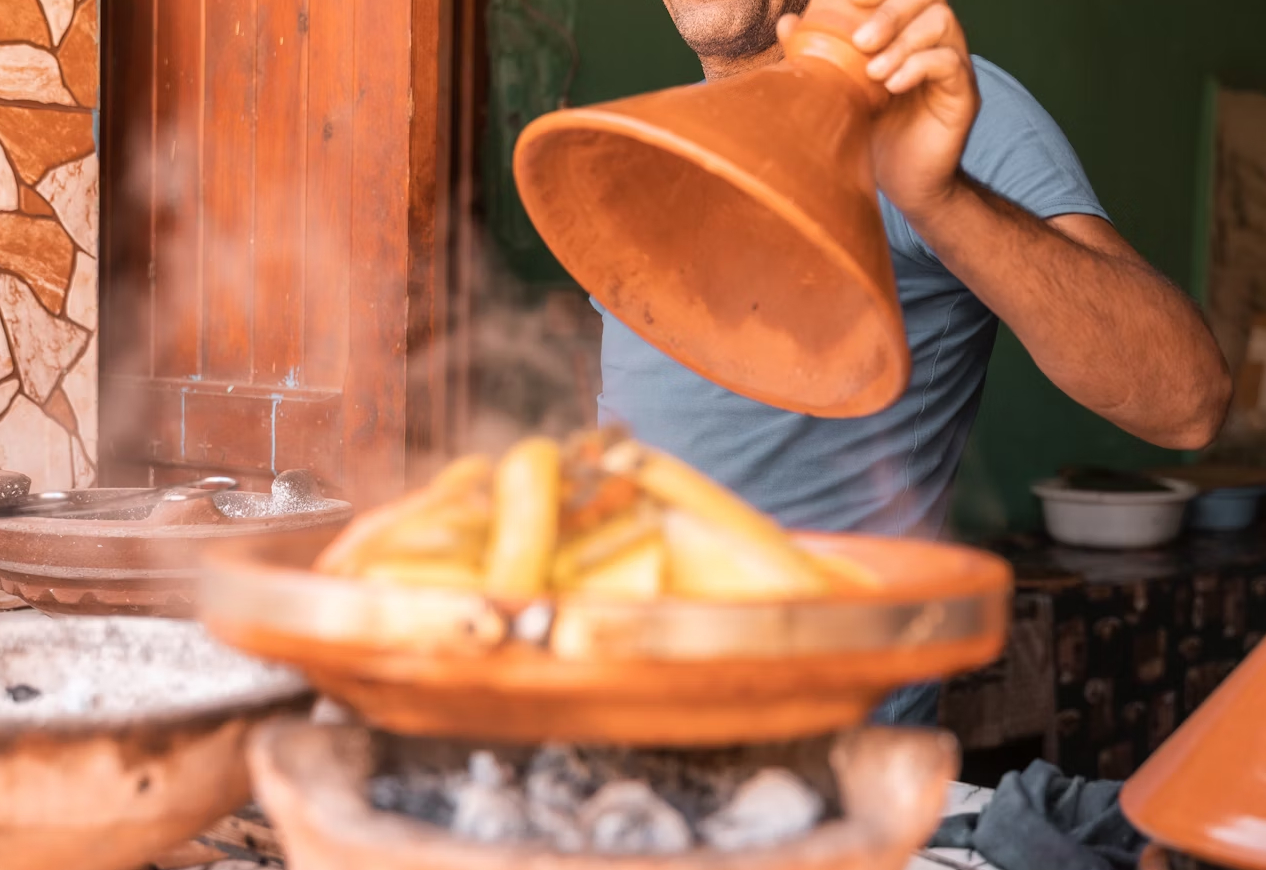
top-left (491, 0), bottom-right (1266, 537)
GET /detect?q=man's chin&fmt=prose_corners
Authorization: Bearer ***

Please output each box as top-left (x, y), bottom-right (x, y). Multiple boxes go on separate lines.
top-left (670, 4), bottom-right (779, 59)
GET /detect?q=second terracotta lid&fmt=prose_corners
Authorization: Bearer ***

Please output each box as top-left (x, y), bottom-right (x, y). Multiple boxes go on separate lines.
top-left (1121, 640), bottom-right (1266, 870)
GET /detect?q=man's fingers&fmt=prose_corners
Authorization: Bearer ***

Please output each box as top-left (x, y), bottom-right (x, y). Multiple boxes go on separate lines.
top-left (864, 4), bottom-right (963, 81)
top-left (883, 45), bottom-right (971, 96)
top-left (851, 0), bottom-right (941, 54)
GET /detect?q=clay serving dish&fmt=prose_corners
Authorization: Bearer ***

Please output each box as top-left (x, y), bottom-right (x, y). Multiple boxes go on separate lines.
top-left (0, 470), bottom-right (352, 617)
top-left (0, 470), bottom-right (32, 611)
top-left (0, 616), bottom-right (314, 870)
top-left (199, 526), bottom-right (1012, 746)
top-left (1121, 638), bottom-right (1266, 870)
top-left (249, 717), bottom-right (959, 870)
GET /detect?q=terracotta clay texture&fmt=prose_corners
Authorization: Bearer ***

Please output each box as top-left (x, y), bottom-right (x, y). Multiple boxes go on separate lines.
top-left (514, 0), bottom-right (906, 419)
top-left (199, 526), bottom-right (1012, 746)
top-left (250, 718), bottom-right (960, 870)
top-left (1121, 640), bottom-right (1266, 870)
top-left (0, 478), bottom-right (352, 617)
top-left (0, 618), bottom-right (314, 870)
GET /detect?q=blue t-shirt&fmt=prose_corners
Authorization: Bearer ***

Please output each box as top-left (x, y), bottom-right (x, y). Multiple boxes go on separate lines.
top-left (593, 57), bottom-right (1110, 539)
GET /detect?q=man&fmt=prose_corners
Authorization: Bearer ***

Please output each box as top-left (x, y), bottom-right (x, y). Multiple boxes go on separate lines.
top-left (592, 0), bottom-right (1233, 726)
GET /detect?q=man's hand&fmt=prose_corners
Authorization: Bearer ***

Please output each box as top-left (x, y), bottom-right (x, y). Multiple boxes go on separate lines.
top-left (853, 0), bottom-right (979, 220)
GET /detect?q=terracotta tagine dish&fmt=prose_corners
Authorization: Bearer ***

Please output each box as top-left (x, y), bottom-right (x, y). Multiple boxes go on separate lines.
top-left (0, 470), bottom-right (33, 610)
top-left (198, 429), bottom-right (1013, 747)
top-left (1138, 844), bottom-right (1252, 870)
top-left (514, 0), bottom-right (908, 418)
top-left (0, 469), bottom-right (352, 618)
top-left (0, 616), bottom-right (313, 870)
top-left (249, 717), bottom-right (960, 870)
top-left (1121, 638), bottom-right (1266, 870)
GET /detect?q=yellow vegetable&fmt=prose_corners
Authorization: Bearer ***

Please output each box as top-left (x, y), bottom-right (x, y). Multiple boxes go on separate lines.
top-left (806, 550), bottom-right (883, 592)
top-left (561, 536), bottom-right (665, 601)
top-left (662, 509), bottom-right (831, 601)
top-left (483, 437), bottom-right (562, 597)
top-left (604, 441), bottom-right (822, 593)
top-left (315, 455), bottom-right (493, 576)
top-left (362, 559), bottom-right (483, 590)
top-left (551, 502), bottom-right (661, 588)
top-left (371, 498), bottom-right (492, 566)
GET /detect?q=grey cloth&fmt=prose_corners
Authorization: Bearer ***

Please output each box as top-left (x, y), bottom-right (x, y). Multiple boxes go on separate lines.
top-left (870, 681), bottom-right (940, 728)
top-left (928, 761), bottom-right (1148, 870)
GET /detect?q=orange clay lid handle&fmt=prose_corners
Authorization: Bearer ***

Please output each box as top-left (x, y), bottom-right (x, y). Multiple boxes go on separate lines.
top-left (780, 0), bottom-right (891, 112)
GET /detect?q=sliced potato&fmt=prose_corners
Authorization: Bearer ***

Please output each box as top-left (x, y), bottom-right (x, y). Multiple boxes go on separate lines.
top-left (315, 455), bottom-right (493, 576)
top-left (552, 501), bottom-right (661, 588)
top-left (370, 497), bottom-right (492, 566)
top-left (806, 550), bottom-right (883, 592)
top-left (563, 535), bottom-right (666, 601)
top-left (662, 509), bottom-right (831, 601)
top-left (605, 441), bottom-right (821, 593)
top-left (362, 559), bottom-right (484, 591)
top-left (483, 437), bottom-right (562, 597)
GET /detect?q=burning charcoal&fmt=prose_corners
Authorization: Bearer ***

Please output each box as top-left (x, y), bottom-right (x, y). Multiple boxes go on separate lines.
top-left (526, 745), bottom-right (594, 808)
top-left (529, 801), bottom-right (587, 853)
top-left (525, 745), bottom-right (593, 852)
top-left (368, 773), bottom-right (455, 828)
top-left (450, 780), bottom-right (529, 844)
top-left (4, 684), bottom-right (40, 703)
top-left (698, 768), bottom-right (824, 851)
top-left (468, 749), bottom-right (517, 789)
top-left (578, 781), bottom-right (693, 855)
top-left (310, 696), bottom-right (356, 725)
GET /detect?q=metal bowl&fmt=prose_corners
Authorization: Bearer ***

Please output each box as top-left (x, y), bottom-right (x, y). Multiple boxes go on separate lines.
top-left (0, 470), bottom-right (352, 618)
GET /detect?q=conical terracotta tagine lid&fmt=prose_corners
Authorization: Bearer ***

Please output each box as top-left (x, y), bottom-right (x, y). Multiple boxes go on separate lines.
top-left (513, 0), bottom-right (909, 418)
top-left (1121, 640), bottom-right (1266, 870)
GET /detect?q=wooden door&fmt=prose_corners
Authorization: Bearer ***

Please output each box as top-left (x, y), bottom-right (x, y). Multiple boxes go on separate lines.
top-left (100, 0), bottom-right (455, 507)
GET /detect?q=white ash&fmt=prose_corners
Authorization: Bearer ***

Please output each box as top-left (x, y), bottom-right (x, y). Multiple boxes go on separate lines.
top-left (367, 735), bottom-right (838, 854)
top-left (697, 768), bottom-right (825, 851)
top-left (450, 752), bottom-right (532, 844)
top-left (580, 781), bottom-right (693, 855)
top-left (0, 617), bottom-right (305, 726)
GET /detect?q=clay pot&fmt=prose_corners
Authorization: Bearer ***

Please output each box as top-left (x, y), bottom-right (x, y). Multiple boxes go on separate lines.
top-left (514, 1), bottom-right (907, 419)
top-left (250, 717), bottom-right (959, 870)
top-left (199, 526), bottom-right (1011, 746)
top-left (1139, 846), bottom-right (1171, 870)
top-left (0, 470), bottom-right (352, 617)
top-left (0, 617), bottom-right (314, 870)
top-left (1121, 640), bottom-right (1266, 870)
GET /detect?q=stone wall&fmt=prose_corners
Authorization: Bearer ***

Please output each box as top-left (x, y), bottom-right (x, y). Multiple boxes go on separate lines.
top-left (0, 0), bottom-right (98, 491)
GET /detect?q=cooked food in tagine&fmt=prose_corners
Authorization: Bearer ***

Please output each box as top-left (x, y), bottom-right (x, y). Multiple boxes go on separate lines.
top-left (314, 428), bottom-right (880, 601)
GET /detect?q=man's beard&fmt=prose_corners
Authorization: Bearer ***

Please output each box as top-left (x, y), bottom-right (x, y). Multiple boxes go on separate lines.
top-left (669, 0), bottom-right (811, 60)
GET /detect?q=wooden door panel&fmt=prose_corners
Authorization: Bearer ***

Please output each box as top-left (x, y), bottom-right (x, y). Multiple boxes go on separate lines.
top-left (101, 0), bottom-right (444, 506)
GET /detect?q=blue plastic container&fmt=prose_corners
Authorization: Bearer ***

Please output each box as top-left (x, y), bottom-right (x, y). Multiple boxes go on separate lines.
top-left (1188, 486), bottom-right (1266, 532)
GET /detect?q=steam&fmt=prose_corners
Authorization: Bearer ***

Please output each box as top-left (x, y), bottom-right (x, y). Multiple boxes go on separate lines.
top-left (100, 115), bottom-right (600, 501)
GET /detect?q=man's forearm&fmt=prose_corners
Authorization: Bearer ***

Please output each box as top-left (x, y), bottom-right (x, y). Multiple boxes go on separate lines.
top-left (903, 174), bottom-right (1231, 450)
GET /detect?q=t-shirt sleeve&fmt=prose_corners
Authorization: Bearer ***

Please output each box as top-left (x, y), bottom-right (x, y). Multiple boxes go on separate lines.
top-left (904, 57), bottom-right (1110, 263)
top-left (966, 58), bottom-right (1109, 222)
